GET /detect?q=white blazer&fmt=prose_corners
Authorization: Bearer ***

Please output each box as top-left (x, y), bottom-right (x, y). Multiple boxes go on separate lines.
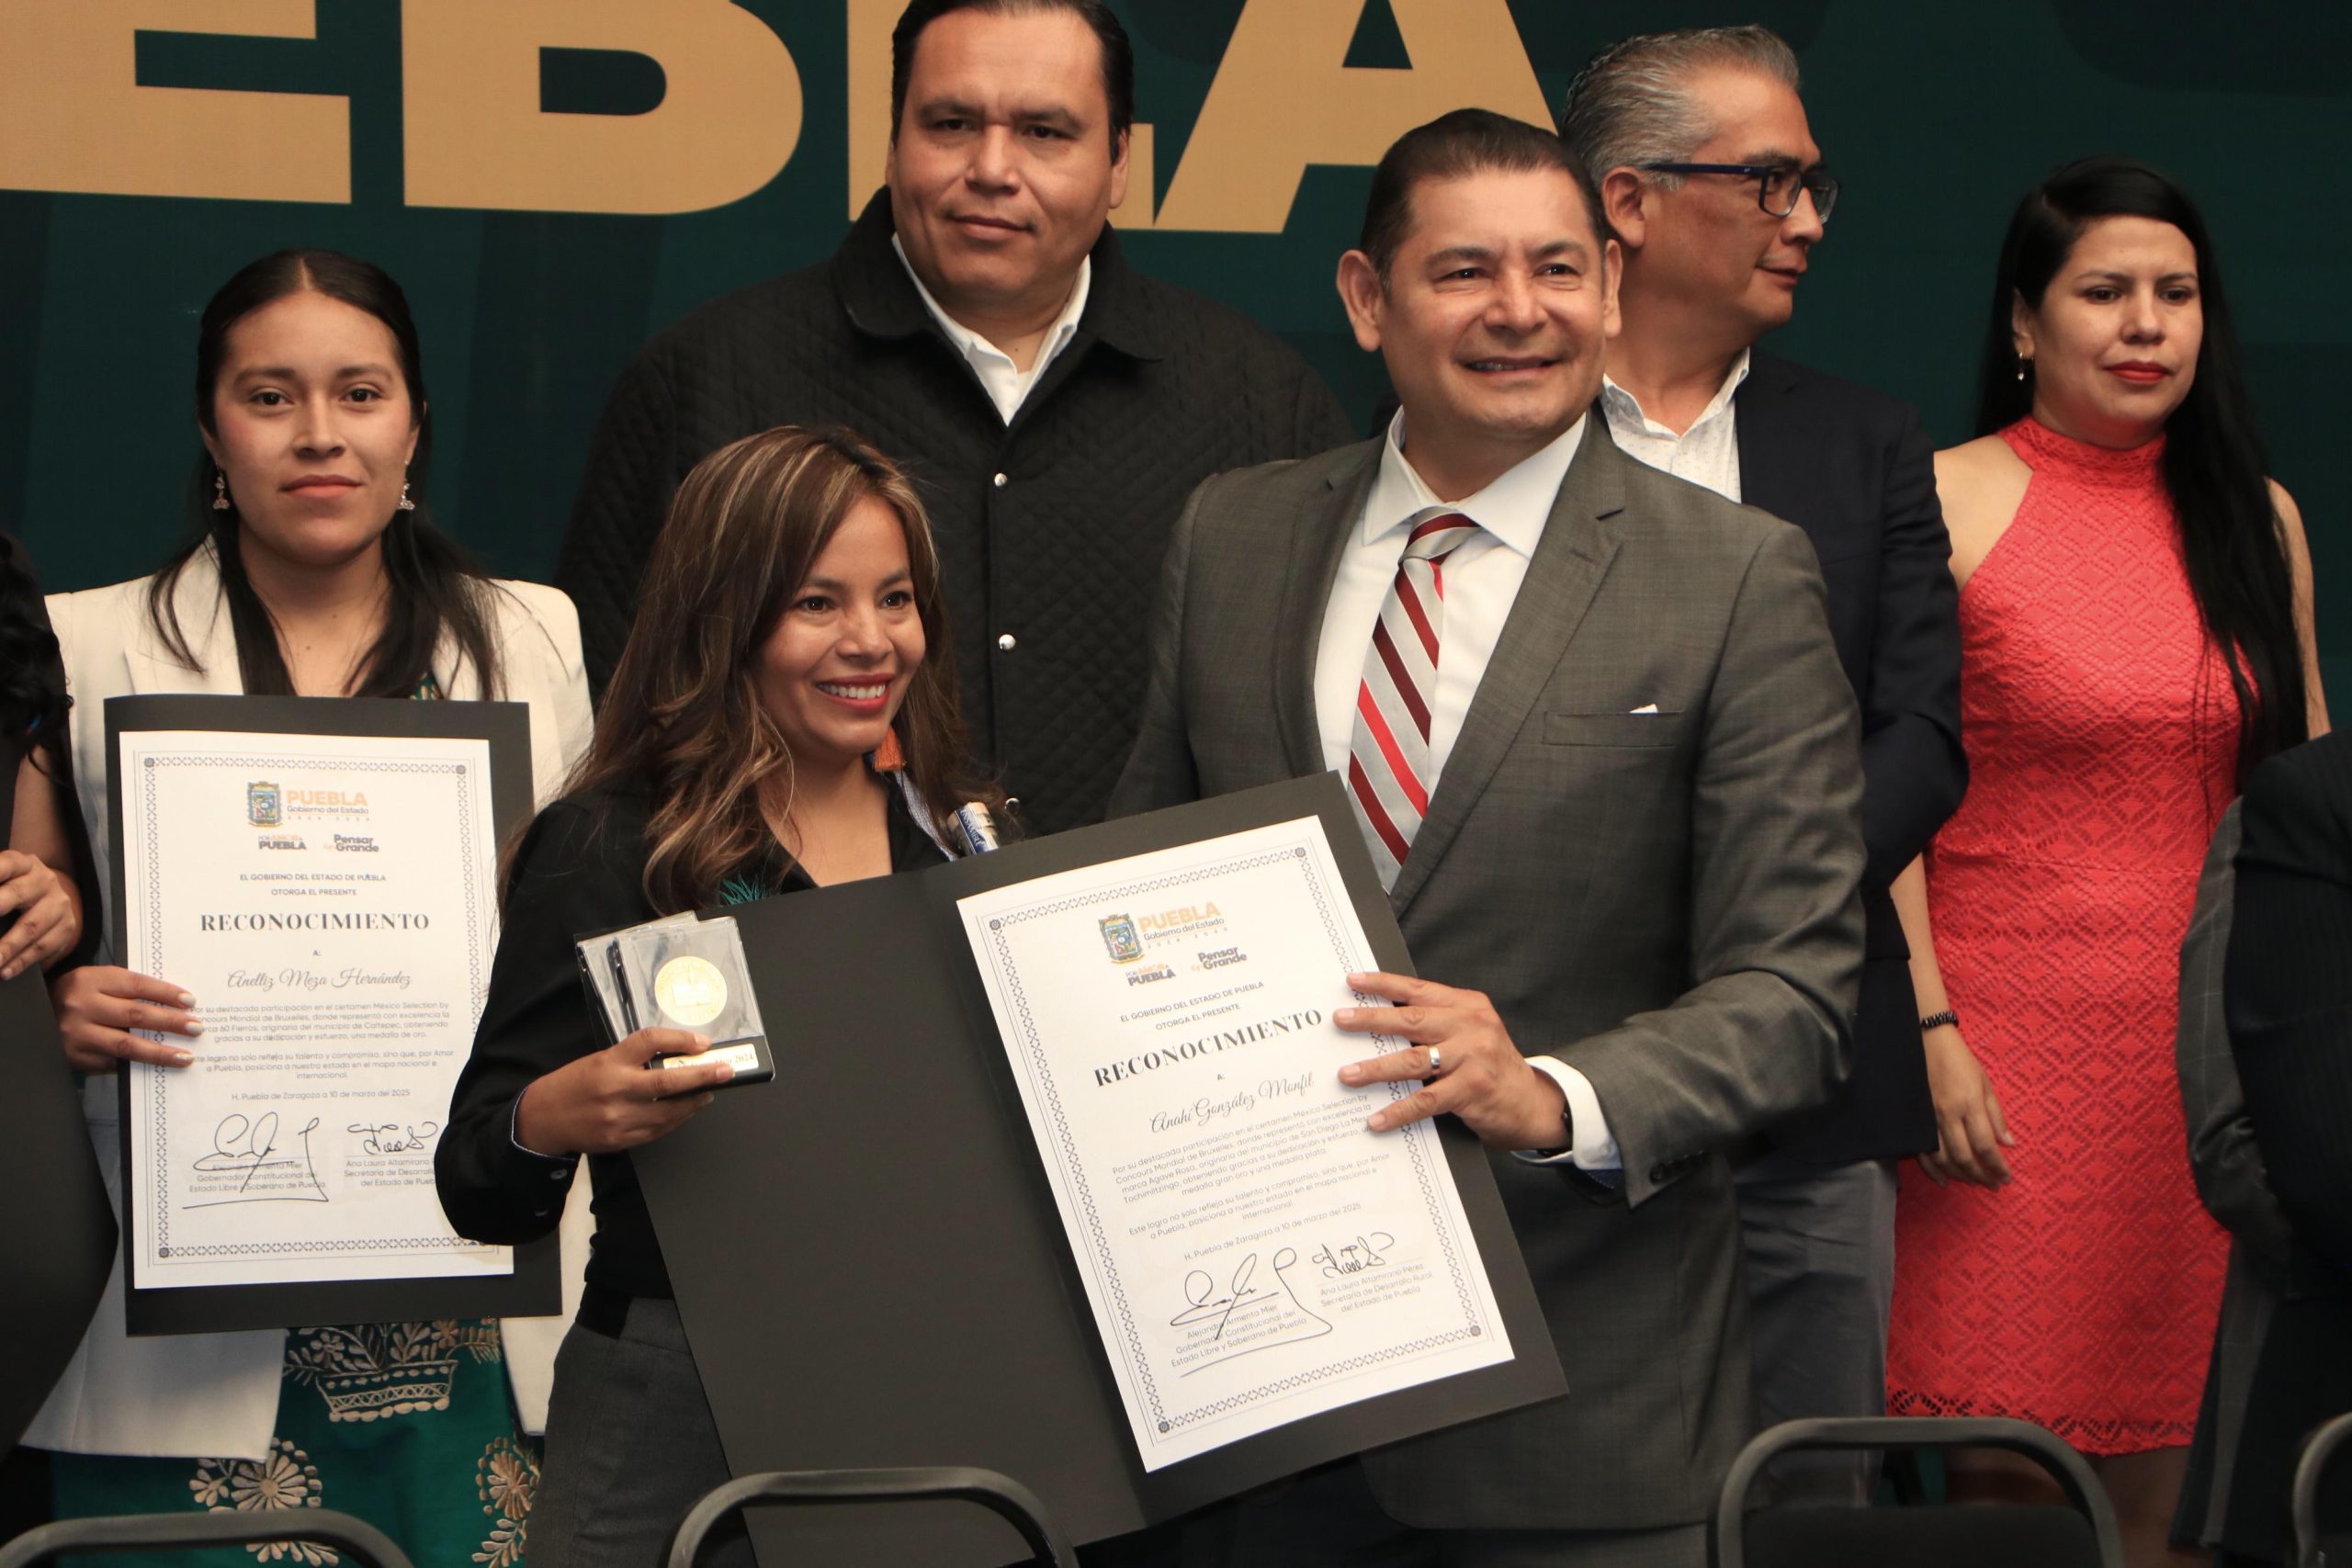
top-left (27, 544), bottom-right (595, 1459)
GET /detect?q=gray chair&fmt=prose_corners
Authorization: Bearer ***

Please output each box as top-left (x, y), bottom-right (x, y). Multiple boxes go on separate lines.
top-left (0, 1508), bottom-right (412, 1567)
top-left (666, 1465), bottom-right (1077, 1567)
top-left (1713, 1416), bottom-right (2122, 1568)
top-left (2295, 1411), bottom-right (2352, 1568)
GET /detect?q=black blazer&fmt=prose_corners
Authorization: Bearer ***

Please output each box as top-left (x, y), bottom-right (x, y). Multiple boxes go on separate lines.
top-left (2231, 732), bottom-right (2352, 1272)
top-left (1735, 351), bottom-right (1965, 1163)
top-left (554, 194), bottom-right (1355, 836)
top-left (2184, 732), bottom-right (2352, 1562)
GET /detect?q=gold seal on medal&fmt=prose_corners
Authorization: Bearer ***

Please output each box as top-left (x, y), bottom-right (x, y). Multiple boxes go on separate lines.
top-left (653, 954), bottom-right (729, 1028)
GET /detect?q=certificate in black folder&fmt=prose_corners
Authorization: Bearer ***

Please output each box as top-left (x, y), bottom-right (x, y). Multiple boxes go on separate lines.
top-left (633, 774), bottom-right (1566, 1565)
top-left (106, 694), bottom-right (554, 1334)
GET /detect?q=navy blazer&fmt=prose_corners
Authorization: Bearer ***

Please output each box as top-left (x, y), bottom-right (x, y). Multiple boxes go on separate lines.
top-left (1736, 350), bottom-right (1966, 1164)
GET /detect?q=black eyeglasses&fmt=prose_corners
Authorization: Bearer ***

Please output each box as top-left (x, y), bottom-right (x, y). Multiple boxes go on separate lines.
top-left (1637, 162), bottom-right (1839, 221)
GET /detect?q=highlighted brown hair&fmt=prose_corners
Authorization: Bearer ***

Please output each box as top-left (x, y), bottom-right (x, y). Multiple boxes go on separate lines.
top-left (565, 425), bottom-right (1000, 911)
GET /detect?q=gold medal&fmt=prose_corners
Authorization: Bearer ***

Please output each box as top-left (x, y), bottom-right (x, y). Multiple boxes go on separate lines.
top-left (653, 954), bottom-right (728, 1028)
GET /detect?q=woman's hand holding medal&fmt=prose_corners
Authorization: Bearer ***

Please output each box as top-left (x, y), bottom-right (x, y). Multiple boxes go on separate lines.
top-left (513, 1028), bottom-right (734, 1156)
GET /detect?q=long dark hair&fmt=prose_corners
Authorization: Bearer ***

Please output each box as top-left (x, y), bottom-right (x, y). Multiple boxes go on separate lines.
top-left (565, 425), bottom-right (1002, 912)
top-left (149, 249), bottom-right (503, 698)
top-left (1975, 156), bottom-right (2305, 781)
top-left (0, 533), bottom-right (69, 761)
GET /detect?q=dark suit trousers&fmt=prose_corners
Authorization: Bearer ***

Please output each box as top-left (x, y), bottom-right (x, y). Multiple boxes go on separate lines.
top-left (1733, 1151), bottom-right (1900, 1503)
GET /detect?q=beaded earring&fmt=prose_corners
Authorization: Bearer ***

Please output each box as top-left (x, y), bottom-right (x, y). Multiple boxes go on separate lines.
top-left (211, 472), bottom-right (231, 511)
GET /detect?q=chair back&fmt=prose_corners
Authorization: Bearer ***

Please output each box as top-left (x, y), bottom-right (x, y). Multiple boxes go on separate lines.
top-left (1713, 1416), bottom-right (2122, 1568)
top-left (0, 1508), bottom-right (413, 1567)
top-left (666, 1464), bottom-right (1077, 1568)
top-left (1743, 1501), bottom-right (2099, 1567)
top-left (2295, 1411), bottom-right (2352, 1568)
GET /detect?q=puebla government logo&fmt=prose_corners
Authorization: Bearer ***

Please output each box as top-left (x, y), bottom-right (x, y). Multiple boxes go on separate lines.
top-left (246, 781), bottom-right (282, 827)
top-left (1099, 913), bottom-right (1144, 964)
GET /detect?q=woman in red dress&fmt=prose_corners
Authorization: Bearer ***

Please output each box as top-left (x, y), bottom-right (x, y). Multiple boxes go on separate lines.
top-left (1886, 157), bottom-right (2329, 1564)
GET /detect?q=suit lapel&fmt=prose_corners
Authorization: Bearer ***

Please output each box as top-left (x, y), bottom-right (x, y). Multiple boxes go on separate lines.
top-left (1272, 444), bottom-right (1381, 779)
top-left (1732, 351), bottom-right (1805, 524)
top-left (126, 547), bottom-right (244, 695)
top-left (1390, 419), bottom-right (1627, 915)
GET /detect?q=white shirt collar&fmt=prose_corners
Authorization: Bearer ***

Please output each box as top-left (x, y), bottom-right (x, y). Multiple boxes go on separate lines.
top-left (891, 235), bottom-right (1091, 390)
top-left (1600, 347), bottom-right (1751, 437)
top-left (1363, 409), bottom-right (1589, 558)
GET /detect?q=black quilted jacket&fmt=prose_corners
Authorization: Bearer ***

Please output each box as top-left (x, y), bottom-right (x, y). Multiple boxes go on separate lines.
top-left (557, 192), bottom-right (1356, 835)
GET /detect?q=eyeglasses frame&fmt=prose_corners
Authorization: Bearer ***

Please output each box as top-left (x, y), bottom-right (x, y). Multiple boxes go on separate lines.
top-left (1634, 161), bottom-right (1839, 221)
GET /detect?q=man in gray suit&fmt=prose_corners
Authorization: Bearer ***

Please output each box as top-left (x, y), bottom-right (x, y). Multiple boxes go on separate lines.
top-left (1110, 110), bottom-right (1864, 1566)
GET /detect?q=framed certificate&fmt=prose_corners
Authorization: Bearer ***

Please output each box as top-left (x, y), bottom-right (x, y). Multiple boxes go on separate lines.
top-left (956, 814), bottom-right (1517, 1472)
top-left (106, 694), bottom-right (556, 1335)
top-left (631, 774), bottom-right (1565, 1565)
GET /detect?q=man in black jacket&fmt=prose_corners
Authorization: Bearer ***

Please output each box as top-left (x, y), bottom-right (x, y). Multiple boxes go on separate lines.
top-left (558, 0), bottom-right (1353, 835)
top-left (1560, 26), bottom-right (1966, 1501)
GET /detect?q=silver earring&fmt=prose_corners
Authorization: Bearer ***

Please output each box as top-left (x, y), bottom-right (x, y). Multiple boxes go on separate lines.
top-left (396, 481), bottom-right (416, 513)
top-left (2016, 355), bottom-right (2030, 382)
top-left (211, 472), bottom-right (231, 512)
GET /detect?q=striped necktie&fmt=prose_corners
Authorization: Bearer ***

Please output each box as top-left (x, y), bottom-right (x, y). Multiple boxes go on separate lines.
top-left (1346, 506), bottom-right (1482, 889)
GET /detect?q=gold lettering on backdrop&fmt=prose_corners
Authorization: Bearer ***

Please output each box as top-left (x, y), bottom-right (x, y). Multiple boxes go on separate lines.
top-left (0, 0), bottom-right (348, 204)
top-left (1156, 0), bottom-right (1549, 233)
top-left (842, 0), bottom-right (1159, 227)
top-left (0, 3), bottom-right (1546, 226)
top-left (403, 0), bottom-right (802, 215)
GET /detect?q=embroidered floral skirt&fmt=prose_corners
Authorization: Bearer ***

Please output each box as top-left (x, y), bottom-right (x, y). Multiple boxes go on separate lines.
top-left (51, 1319), bottom-right (537, 1567)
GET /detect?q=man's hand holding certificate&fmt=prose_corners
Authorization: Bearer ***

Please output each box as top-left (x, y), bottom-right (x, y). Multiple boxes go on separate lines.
top-left (1336, 973), bottom-right (1573, 1148)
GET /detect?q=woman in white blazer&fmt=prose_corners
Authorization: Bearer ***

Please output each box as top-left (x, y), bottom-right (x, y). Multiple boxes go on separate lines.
top-left (28, 249), bottom-right (592, 1567)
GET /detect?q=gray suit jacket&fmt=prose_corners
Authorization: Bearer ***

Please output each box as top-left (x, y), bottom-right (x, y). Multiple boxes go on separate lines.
top-left (1110, 420), bottom-right (1865, 1530)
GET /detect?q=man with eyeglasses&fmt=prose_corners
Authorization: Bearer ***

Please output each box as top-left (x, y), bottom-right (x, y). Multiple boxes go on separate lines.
top-left (1561, 27), bottom-right (1966, 1503)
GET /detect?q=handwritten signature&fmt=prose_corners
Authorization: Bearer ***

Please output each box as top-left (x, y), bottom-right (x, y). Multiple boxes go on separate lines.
top-left (348, 1122), bottom-right (438, 1155)
top-left (1168, 1248), bottom-right (1334, 1372)
top-left (1172, 1249), bottom-right (1282, 1339)
top-left (187, 1111), bottom-right (328, 1206)
top-left (1311, 1233), bottom-right (1396, 1277)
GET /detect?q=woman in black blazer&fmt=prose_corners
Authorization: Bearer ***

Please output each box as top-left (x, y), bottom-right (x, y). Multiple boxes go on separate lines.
top-left (436, 424), bottom-right (1005, 1568)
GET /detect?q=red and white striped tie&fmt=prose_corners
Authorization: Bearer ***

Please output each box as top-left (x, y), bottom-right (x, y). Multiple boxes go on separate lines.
top-left (1347, 507), bottom-right (1481, 889)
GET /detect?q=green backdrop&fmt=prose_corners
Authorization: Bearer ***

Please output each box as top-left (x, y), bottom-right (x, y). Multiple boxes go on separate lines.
top-left (4, 0), bottom-right (2346, 690)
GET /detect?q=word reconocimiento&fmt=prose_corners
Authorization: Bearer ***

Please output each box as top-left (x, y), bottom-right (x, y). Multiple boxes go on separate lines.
top-left (198, 912), bottom-right (432, 931)
top-left (1093, 1010), bottom-right (1324, 1087)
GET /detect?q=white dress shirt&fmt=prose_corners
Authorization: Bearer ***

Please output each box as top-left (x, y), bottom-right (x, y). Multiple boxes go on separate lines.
top-left (893, 235), bottom-right (1091, 423)
top-left (1600, 347), bottom-right (1749, 501)
top-left (1312, 412), bottom-right (1620, 1171)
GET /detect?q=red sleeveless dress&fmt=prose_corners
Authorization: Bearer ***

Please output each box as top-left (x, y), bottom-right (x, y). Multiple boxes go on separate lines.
top-left (1885, 417), bottom-right (2235, 1454)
